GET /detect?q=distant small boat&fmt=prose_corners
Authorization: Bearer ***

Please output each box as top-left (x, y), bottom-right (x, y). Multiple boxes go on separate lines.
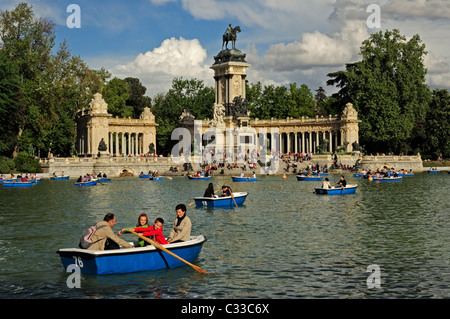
top-left (194, 192), bottom-right (248, 207)
top-left (353, 174), bottom-right (365, 178)
top-left (50, 176), bottom-right (69, 180)
top-left (313, 172), bottom-right (329, 176)
top-left (187, 175), bottom-right (212, 180)
top-left (3, 181), bottom-right (34, 187)
top-left (149, 176), bottom-right (162, 181)
top-left (373, 177), bottom-right (402, 182)
top-left (297, 175), bottom-right (321, 181)
top-left (99, 178), bottom-right (111, 182)
top-left (139, 174), bottom-right (152, 178)
top-left (315, 184), bottom-right (358, 195)
top-left (75, 181), bottom-right (97, 186)
top-left (427, 170), bottom-right (440, 174)
top-left (231, 176), bottom-right (257, 182)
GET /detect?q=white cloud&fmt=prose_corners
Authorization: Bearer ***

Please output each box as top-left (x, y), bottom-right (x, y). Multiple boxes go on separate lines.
top-left (382, 0), bottom-right (450, 19)
top-left (114, 37), bottom-right (213, 97)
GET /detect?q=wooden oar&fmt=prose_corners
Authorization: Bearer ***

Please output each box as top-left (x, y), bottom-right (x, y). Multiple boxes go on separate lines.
top-left (229, 189), bottom-right (238, 208)
top-left (340, 183), bottom-right (348, 195)
top-left (129, 230), bottom-right (208, 274)
top-left (188, 188), bottom-right (221, 206)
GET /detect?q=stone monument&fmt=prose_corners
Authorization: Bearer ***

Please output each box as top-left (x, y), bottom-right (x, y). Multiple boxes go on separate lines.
top-left (211, 24), bottom-right (250, 129)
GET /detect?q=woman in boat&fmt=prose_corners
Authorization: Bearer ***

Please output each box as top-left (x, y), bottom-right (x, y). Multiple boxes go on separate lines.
top-left (203, 183), bottom-right (215, 197)
top-left (119, 213), bottom-right (149, 247)
top-left (322, 178), bottom-right (332, 189)
top-left (167, 204), bottom-right (191, 244)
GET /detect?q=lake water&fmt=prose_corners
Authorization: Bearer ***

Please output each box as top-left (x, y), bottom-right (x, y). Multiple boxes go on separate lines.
top-left (0, 172), bottom-right (449, 299)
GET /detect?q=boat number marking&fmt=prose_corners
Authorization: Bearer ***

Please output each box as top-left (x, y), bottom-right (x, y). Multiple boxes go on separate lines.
top-left (72, 256), bottom-right (84, 268)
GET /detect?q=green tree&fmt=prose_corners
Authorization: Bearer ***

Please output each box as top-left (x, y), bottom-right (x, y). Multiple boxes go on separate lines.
top-left (14, 151), bottom-right (41, 173)
top-left (0, 50), bottom-right (20, 155)
top-left (102, 77), bottom-right (132, 118)
top-left (327, 29), bottom-right (431, 154)
top-left (125, 77), bottom-right (152, 119)
top-left (315, 86), bottom-right (328, 117)
top-left (0, 3), bottom-right (56, 157)
top-left (422, 89), bottom-right (450, 158)
top-left (151, 78), bottom-right (214, 155)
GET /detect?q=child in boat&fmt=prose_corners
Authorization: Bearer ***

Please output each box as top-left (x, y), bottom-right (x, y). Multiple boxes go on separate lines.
top-left (119, 213), bottom-right (150, 247)
top-left (123, 218), bottom-right (167, 245)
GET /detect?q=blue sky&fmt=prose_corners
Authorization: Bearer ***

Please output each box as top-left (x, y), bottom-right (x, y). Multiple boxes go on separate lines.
top-left (2, 0), bottom-right (450, 98)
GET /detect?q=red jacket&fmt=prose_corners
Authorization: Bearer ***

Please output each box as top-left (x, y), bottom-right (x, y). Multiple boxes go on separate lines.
top-left (134, 226), bottom-right (168, 245)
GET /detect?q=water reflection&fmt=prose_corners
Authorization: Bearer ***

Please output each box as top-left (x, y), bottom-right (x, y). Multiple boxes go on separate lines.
top-left (0, 173), bottom-right (449, 298)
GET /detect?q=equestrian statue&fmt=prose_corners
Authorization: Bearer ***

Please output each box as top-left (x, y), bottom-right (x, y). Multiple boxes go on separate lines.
top-left (222, 24), bottom-right (241, 50)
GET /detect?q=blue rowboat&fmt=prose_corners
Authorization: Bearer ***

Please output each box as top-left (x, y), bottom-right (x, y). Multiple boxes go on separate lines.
top-left (57, 235), bottom-right (207, 275)
top-left (353, 174), bottom-right (365, 178)
top-left (313, 172), bottom-right (329, 176)
top-left (297, 175), bottom-right (321, 181)
top-left (427, 170), bottom-right (440, 173)
top-left (50, 176), bottom-right (69, 180)
top-left (373, 177), bottom-right (402, 182)
top-left (100, 178), bottom-right (111, 182)
top-left (315, 184), bottom-right (358, 195)
top-left (231, 176), bottom-right (257, 182)
top-left (3, 181), bottom-right (35, 187)
top-left (188, 175), bottom-right (212, 180)
top-left (75, 181), bottom-right (97, 186)
top-left (139, 174), bottom-right (151, 178)
top-left (149, 177), bottom-right (162, 181)
top-left (404, 173), bottom-right (414, 177)
top-left (194, 192), bottom-right (248, 207)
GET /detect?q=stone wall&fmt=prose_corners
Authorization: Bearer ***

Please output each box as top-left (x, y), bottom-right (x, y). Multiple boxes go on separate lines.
top-left (359, 155), bottom-right (423, 170)
top-left (40, 156), bottom-right (176, 177)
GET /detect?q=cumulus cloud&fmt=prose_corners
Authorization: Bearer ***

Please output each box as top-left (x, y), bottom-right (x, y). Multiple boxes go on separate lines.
top-left (257, 0), bottom-right (369, 89)
top-left (382, 0), bottom-right (450, 20)
top-left (114, 37), bottom-right (213, 96)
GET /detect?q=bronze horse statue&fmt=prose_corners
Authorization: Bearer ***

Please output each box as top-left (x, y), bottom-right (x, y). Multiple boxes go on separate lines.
top-left (222, 26), bottom-right (241, 50)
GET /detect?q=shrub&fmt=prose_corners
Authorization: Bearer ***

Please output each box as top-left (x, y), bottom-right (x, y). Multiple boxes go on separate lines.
top-left (13, 152), bottom-right (41, 173)
top-left (0, 156), bottom-right (15, 174)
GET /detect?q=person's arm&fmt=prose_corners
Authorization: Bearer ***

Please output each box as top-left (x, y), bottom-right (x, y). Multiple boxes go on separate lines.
top-left (171, 218), bottom-right (192, 242)
top-left (141, 227), bottom-right (163, 238)
top-left (106, 228), bottom-right (133, 248)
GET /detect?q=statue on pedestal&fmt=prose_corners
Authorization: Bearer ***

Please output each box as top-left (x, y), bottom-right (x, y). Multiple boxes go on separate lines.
top-left (222, 24), bottom-right (241, 50)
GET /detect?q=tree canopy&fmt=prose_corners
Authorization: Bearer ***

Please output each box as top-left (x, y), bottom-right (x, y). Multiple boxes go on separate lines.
top-left (0, 4), bottom-right (448, 160)
top-left (327, 29), bottom-right (432, 154)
